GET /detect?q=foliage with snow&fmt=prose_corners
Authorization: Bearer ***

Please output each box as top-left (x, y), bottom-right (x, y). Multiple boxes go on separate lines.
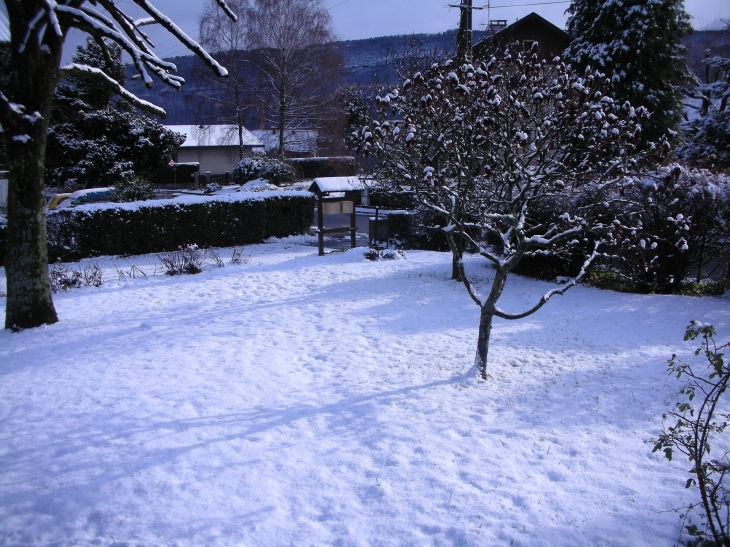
top-left (677, 22), bottom-right (730, 170)
top-left (565, 0), bottom-right (692, 143)
top-left (107, 175), bottom-right (157, 203)
top-left (232, 153), bottom-right (296, 186)
top-left (352, 46), bottom-right (671, 378)
top-left (46, 38), bottom-right (184, 191)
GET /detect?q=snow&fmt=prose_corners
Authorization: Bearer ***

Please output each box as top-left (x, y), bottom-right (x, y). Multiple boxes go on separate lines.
top-left (165, 125), bottom-right (263, 149)
top-left (309, 176), bottom-right (364, 193)
top-left (1, 243), bottom-right (729, 546)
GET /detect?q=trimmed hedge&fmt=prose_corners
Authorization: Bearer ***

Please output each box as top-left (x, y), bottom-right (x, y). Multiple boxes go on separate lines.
top-left (47, 191), bottom-right (313, 261)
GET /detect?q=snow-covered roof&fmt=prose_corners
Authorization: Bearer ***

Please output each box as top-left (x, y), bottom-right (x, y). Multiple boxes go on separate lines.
top-left (252, 129), bottom-right (318, 154)
top-left (309, 177), bottom-right (364, 194)
top-left (0, 11), bottom-right (10, 43)
top-left (165, 125), bottom-right (264, 149)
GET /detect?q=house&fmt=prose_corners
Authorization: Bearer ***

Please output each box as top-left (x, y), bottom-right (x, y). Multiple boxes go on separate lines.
top-left (251, 129), bottom-right (318, 158)
top-left (165, 124), bottom-right (264, 174)
top-left (473, 13), bottom-right (570, 60)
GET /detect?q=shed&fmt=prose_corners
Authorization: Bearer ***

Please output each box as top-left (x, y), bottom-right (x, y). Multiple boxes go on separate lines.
top-left (308, 177), bottom-right (364, 256)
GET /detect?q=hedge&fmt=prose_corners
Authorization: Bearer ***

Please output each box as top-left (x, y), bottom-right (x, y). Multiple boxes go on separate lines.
top-left (47, 191), bottom-right (314, 261)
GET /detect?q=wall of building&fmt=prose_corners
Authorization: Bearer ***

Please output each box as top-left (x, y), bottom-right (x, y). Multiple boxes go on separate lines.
top-left (176, 146), bottom-right (257, 174)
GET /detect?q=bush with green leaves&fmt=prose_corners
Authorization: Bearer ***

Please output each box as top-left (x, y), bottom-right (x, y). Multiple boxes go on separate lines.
top-left (653, 322), bottom-right (730, 546)
top-left (108, 176), bottom-right (157, 203)
top-left (232, 154), bottom-right (296, 186)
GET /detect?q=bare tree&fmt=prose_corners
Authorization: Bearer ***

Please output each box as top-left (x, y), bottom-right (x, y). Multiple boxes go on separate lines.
top-left (353, 46), bottom-right (672, 380)
top-left (198, 0), bottom-right (255, 160)
top-left (1, 0), bottom-right (235, 330)
top-left (245, 0), bottom-right (343, 156)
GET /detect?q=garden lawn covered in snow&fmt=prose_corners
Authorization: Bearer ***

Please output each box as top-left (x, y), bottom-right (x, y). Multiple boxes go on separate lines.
top-left (1, 239), bottom-right (729, 547)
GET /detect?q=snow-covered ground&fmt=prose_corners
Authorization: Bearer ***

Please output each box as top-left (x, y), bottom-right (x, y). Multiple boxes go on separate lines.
top-left (1, 240), bottom-right (729, 546)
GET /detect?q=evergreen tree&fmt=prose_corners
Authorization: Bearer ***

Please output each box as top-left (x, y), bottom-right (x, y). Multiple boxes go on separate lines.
top-left (565, 0), bottom-right (692, 143)
top-left (677, 21), bottom-right (730, 169)
top-left (45, 38), bottom-right (184, 191)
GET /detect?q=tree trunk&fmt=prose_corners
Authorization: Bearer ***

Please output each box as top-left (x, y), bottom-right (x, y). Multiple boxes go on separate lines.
top-left (451, 234), bottom-right (464, 281)
top-left (474, 266), bottom-right (509, 379)
top-left (4, 3), bottom-right (61, 330)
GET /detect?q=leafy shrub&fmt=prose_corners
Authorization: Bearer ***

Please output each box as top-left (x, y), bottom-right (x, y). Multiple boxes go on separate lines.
top-left (653, 322), bottom-right (730, 546)
top-left (47, 192), bottom-right (313, 262)
top-left (678, 280), bottom-right (728, 297)
top-left (232, 154), bottom-right (296, 186)
top-left (581, 270), bottom-right (643, 293)
top-left (108, 175), bottom-right (157, 203)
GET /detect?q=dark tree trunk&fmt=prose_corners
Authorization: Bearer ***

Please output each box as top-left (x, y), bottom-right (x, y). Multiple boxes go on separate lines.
top-left (475, 267), bottom-right (509, 379)
top-left (3, 1), bottom-right (61, 329)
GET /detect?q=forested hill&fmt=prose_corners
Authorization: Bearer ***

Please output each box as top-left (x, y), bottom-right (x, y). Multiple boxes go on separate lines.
top-left (125, 29), bottom-right (728, 126)
top-left (124, 29), bottom-right (485, 126)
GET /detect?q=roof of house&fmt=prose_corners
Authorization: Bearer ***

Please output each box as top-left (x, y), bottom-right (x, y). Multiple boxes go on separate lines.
top-left (165, 125), bottom-right (264, 148)
top-left (0, 11), bottom-right (10, 43)
top-left (473, 12), bottom-right (570, 57)
top-left (252, 129), bottom-right (318, 154)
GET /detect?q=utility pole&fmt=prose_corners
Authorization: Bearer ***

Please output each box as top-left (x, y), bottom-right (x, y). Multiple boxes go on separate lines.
top-left (448, 1), bottom-right (484, 63)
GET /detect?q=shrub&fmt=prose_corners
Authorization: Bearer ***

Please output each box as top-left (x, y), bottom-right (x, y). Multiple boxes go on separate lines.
top-left (47, 192), bottom-right (313, 261)
top-left (157, 244), bottom-right (205, 275)
top-left (108, 175), bottom-right (157, 203)
top-left (581, 270), bottom-right (643, 293)
top-left (232, 154), bottom-right (296, 186)
top-left (653, 322), bottom-right (730, 546)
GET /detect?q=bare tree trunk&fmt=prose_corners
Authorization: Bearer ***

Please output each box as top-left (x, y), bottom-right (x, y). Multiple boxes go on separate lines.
top-left (451, 234), bottom-right (464, 281)
top-left (475, 267), bottom-right (509, 379)
top-left (4, 6), bottom-right (60, 329)
top-left (278, 100), bottom-right (286, 157)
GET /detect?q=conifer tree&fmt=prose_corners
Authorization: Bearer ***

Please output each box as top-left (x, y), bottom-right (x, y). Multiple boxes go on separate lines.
top-left (46, 38), bottom-right (184, 191)
top-left (565, 0), bottom-right (692, 143)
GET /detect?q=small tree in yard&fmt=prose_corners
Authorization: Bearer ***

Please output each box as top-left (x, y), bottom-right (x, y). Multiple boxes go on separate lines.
top-left (653, 322), bottom-right (730, 546)
top-left (1, 0), bottom-right (236, 330)
top-left (352, 46), bottom-right (670, 379)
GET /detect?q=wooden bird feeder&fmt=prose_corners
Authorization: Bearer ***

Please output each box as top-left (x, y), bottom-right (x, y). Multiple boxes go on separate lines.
top-left (308, 177), bottom-right (364, 256)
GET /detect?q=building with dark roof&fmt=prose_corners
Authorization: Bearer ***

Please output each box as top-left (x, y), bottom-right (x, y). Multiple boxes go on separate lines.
top-left (473, 12), bottom-right (570, 60)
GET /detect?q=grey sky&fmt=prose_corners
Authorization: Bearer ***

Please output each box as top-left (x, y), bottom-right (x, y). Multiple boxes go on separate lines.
top-left (1, 0), bottom-right (728, 63)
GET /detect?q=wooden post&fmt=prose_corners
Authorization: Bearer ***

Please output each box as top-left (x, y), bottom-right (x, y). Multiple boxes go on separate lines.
top-left (317, 193), bottom-right (324, 256)
top-left (350, 198), bottom-right (356, 249)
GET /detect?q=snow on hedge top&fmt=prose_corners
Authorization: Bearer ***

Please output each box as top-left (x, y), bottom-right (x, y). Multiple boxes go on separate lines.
top-left (166, 125), bottom-right (264, 149)
top-left (46, 190), bottom-right (312, 216)
top-left (309, 177), bottom-right (364, 194)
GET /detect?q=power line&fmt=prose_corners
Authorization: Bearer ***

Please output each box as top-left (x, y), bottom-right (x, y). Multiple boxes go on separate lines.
top-left (327, 0), bottom-right (356, 9)
top-left (480, 0), bottom-right (570, 8)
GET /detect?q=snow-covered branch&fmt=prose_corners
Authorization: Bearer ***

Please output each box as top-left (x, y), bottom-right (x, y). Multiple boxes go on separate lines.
top-left (60, 63), bottom-right (167, 118)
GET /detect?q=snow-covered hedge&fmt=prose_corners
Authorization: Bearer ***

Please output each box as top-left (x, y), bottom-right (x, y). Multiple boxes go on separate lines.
top-left (232, 155), bottom-right (296, 186)
top-left (47, 191), bottom-right (314, 261)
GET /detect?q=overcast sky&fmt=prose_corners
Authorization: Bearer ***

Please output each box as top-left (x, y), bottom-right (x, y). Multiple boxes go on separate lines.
top-left (1, 0), bottom-right (728, 63)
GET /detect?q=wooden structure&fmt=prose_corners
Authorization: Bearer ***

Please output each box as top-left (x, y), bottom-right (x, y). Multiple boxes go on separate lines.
top-left (308, 177), bottom-right (364, 256)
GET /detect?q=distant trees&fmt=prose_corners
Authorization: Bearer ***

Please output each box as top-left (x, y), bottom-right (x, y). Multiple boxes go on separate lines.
top-left (353, 47), bottom-right (669, 379)
top-left (565, 0), bottom-right (692, 143)
top-left (0, 0), bottom-right (235, 330)
top-left (198, 0), bottom-right (254, 160)
top-left (46, 38), bottom-right (184, 191)
top-left (245, 0), bottom-right (343, 156)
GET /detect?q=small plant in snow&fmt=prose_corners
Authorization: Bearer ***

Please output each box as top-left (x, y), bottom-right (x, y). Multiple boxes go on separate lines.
top-left (229, 247), bottom-right (251, 265)
top-left (157, 245), bottom-right (206, 275)
top-left (653, 321), bottom-right (730, 546)
top-left (49, 263), bottom-right (82, 293)
top-left (208, 250), bottom-right (225, 268)
top-left (82, 263), bottom-right (104, 287)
